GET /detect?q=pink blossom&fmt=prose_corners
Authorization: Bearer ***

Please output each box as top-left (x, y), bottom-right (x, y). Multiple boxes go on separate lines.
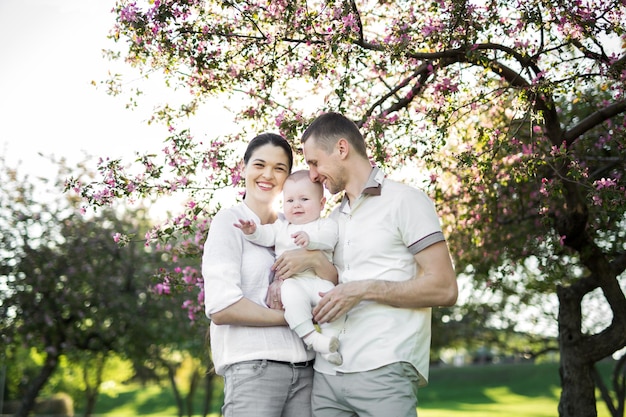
top-left (592, 195), bottom-right (603, 206)
top-left (540, 178), bottom-right (550, 196)
top-left (154, 283), bottom-right (171, 295)
top-left (231, 170), bottom-right (242, 186)
top-left (275, 111), bottom-right (286, 128)
top-left (594, 178), bottom-right (617, 190)
top-left (522, 144), bottom-right (533, 155)
top-left (433, 78), bottom-right (458, 94)
top-left (119, 4), bottom-right (139, 23)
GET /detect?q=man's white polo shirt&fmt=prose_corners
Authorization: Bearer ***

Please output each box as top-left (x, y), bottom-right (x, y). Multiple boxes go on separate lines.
top-left (314, 167), bottom-right (445, 387)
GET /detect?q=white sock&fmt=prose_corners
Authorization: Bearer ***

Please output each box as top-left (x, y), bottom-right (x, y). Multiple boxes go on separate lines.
top-left (303, 332), bottom-right (339, 354)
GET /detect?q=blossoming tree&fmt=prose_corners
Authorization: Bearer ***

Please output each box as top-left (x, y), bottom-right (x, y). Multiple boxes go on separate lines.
top-left (67, 1), bottom-right (626, 416)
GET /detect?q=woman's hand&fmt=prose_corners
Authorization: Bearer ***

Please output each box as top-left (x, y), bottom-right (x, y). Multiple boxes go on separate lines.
top-left (272, 248), bottom-right (310, 279)
top-left (265, 278), bottom-right (284, 310)
top-left (273, 248), bottom-right (338, 283)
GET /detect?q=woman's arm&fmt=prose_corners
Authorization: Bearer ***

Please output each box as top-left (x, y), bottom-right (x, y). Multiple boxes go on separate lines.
top-left (265, 250), bottom-right (337, 310)
top-left (210, 297), bottom-right (287, 326)
top-left (204, 209), bottom-right (288, 325)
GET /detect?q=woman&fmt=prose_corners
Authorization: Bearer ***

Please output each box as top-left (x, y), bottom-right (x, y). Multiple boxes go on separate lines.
top-left (202, 133), bottom-right (335, 417)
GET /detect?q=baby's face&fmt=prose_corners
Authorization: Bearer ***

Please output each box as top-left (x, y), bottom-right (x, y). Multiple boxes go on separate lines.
top-left (282, 178), bottom-right (324, 225)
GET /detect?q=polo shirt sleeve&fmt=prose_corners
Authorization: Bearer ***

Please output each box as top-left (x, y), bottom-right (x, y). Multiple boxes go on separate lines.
top-left (398, 187), bottom-right (445, 255)
top-left (202, 209), bottom-right (245, 318)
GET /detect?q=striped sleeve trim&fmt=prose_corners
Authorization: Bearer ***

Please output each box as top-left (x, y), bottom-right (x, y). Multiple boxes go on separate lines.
top-left (408, 231), bottom-right (445, 255)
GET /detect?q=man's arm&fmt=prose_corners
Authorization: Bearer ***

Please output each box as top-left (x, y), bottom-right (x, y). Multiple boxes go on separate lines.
top-left (312, 241), bottom-right (457, 324)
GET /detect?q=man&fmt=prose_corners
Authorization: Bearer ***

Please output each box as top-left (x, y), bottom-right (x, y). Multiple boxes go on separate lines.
top-left (276, 111), bottom-right (458, 417)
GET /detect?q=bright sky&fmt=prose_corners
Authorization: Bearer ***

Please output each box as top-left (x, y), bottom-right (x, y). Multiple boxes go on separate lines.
top-left (0, 0), bottom-right (234, 180)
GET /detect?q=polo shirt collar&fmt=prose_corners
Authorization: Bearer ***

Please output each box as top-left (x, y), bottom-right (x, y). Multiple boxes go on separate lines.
top-left (363, 166), bottom-right (384, 196)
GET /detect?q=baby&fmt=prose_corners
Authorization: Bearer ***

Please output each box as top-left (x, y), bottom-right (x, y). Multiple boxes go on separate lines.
top-left (235, 170), bottom-right (342, 365)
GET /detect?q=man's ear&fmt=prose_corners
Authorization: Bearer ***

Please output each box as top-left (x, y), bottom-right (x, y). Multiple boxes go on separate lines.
top-left (336, 138), bottom-right (349, 159)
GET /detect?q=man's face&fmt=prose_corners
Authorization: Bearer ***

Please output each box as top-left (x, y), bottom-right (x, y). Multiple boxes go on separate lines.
top-left (303, 137), bottom-right (346, 195)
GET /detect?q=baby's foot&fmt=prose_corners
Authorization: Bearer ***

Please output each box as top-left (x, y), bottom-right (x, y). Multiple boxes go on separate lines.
top-left (304, 332), bottom-right (339, 354)
top-left (323, 351), bottom-right (343, 366)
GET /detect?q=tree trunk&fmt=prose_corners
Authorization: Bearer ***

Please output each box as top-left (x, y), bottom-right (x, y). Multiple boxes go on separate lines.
top-left (185, 369), bottom-right (200, 417)
top-left (82, 353), bottom-right (106, 417)
top-left (559, 350), bottom-right (598, 416)
top-left (164, 361), bottom-right (184, 417)
top-left (202, 371), bottom-right (216, 417)
top-left (83, 393), bottom-right (98, 417)
top-left (14, 351), bottom-right (59, 417)
top-left (557, 284), bottom-right (598, 417)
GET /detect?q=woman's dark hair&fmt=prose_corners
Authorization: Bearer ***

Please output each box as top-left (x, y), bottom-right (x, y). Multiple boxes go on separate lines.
top-left (243, 133), bottom-right (294, 172)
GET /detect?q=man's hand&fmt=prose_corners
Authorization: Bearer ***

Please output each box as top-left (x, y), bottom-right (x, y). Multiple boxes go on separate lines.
top-left (313, 281), bottom-right (367, 324)
top-left (265, 278), bottom-right (284, 310)
top-left (234, 219), bottom-right (257, 235)
top-left (291, 231), bottom-right (310, 248)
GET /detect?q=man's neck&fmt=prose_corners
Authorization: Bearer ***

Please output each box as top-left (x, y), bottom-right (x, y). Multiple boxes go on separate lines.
top-left (345, 161), bottom-right (375, 204)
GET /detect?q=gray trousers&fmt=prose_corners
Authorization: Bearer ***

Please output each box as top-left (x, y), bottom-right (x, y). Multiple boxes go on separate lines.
top-left (312, 362), bottom-right (420, 417)
top-left (222, 359), bottom-right (313, 417)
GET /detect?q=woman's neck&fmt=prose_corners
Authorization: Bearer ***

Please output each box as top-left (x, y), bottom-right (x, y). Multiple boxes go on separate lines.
top-left (243, 198), bottom-right (277, 225)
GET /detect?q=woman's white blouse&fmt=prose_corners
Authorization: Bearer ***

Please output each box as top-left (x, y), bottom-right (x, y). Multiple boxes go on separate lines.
top-left (202, 203), bottom-right (312, 375)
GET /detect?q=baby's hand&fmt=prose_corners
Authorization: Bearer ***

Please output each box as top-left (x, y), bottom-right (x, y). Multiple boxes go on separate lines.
top-left (291, 231), bottom-right (310, 248)
top-left (234, 219), bottom-right (257, 235)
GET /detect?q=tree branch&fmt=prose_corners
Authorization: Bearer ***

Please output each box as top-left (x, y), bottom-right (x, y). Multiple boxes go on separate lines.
top-left (611, 252), bottom-right (626, 276)
top-left (564, 99), bottom-right (626, 146)
top-left (361, 62), bottom-right (433, 124)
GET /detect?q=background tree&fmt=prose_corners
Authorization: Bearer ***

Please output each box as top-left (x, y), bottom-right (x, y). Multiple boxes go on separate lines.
top-left (0, 156), bottom-right (208, 417)
top-left (67, 1), bottom-right (626, 416)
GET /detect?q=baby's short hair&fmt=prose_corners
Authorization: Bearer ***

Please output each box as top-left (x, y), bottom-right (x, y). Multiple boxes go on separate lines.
top-left (286, 170), bottom-right (323, 196)
top-left (288, 170), bottom-right (312, 182)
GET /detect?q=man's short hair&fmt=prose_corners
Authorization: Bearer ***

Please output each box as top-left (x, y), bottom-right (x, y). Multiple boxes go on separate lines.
top-left (301, 112), bottom-right (368, 158)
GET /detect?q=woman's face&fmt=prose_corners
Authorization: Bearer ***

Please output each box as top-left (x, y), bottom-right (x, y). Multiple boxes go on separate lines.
top-left (244, 143), bottom-right (291, 207)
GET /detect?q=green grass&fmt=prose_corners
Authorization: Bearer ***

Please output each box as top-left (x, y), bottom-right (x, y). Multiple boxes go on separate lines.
top-left (83, 362), bottom-right (615, 417)
top-left (420, 361), bottom-right (613, 417)
top-left (88, 384), bottom-right (187, 417)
